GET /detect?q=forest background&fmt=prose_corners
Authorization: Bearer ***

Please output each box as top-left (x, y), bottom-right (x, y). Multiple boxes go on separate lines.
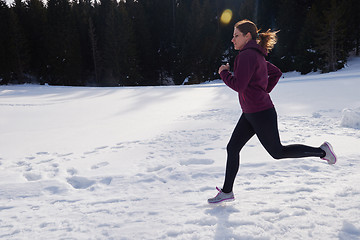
top-left (0, 0), bottom-right (359, 86)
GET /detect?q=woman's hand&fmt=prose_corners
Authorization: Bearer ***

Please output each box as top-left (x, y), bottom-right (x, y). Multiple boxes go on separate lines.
top-left (218, 63), bottom-right (230, 75)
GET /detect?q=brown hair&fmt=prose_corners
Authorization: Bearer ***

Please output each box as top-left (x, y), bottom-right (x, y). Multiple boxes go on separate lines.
top-left (234, 19), bottom-right (279, 53)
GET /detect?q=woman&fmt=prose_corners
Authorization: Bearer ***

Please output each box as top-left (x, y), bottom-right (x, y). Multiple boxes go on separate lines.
top-left (208, 19), bottom-right (337, 204)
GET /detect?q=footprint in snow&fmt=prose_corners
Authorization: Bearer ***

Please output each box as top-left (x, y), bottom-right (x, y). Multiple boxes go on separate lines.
top-left (111, 145), bottom-right (124, 150)
top-left (67, 168), bottom-right (78, 175)
top-left (67, 176), bottom-right (96, 189)
top-left (95, 146), bottom-right (108, 150)
top-left (82, 146), bottom-right (109, 155)
top-left (189, 151), bottom-right (206, 155)
top-left (56, 152), bottom-right (73, 157)
top-left (91, 162), bottom-right (109, 170)
top-left (24, 172), bottom-right (42, 181)
top-left (99, 177), bottom-right (112, 185)
top-left (36, 152), bottom-right (49, 155)
top-left (83, 150), bottom-right (97, 155)
top-left (146, 165), bottom-right (166, 172)
top-left (44, 186), bottom-right (66, 194)
top-left (180, 158), bottom-right (214, 166)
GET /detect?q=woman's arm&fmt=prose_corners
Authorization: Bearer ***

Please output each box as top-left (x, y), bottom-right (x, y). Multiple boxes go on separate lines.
top-left (266, 62), bottom-right (282, 93)
top-left (220, 52), bottom-right (255, 93)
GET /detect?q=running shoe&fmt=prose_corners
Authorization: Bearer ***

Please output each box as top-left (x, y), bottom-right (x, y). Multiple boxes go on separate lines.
top-left (208, 187), bottom-right (235, 204)
top-left (320, 141), bottom-right (337, 164)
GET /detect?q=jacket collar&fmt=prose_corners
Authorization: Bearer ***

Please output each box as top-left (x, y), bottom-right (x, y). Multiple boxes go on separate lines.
top-left (240, 39), bottom-right (267, 56)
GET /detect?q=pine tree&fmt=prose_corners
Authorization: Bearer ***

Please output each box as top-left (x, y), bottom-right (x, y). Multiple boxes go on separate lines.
top-left (314, 0), bottom-right (347, 72)
top-left (125, 0), bottom-right (153, 85)
top-left (354, 0), bottom-right (360, 55)
top-left (46, 0), bottom-right (82, 85)
top-left (275, 0), bottom-right (311, 72)
top-left (174, 0), bottom-right (220, 84)
top-left (171, 0), bottom-right (190, 84)
top-left (237, 0), bottom-right (256, 21)
top-left (198, 0), bottom-right (222, 82)
top-left (24, 0), bottom-right (47, 82)
top-left (96, 0), bottom-right (118, 86)
top-left (117, 1), bottom-right (139, 85)
top-left (88, 16), bottom-right (100, 85)
top-left (10, 0), bottom-right (30, 83)
top-left (0, 0), bottom-right (11, 84)
top-left (295, 2), bottom-right (321, 74)
top-left (72, 0), bottom-right (99, 85)
top-left (178, 0), bottom-right (202, 83)
top-left (150, 0), bottom-right (176, 85)
top-left (94, 0), bottom-right (138, 86)
top-left (345, 0), bottom-right (360, 56)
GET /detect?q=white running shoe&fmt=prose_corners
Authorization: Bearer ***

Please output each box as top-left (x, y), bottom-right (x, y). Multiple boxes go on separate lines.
top-left (208, 187), bottom-right (235, 204)
top-left (320, 141), bottom-right (337, 164)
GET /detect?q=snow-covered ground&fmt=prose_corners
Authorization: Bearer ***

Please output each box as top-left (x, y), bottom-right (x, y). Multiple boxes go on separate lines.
top-left (1, 57), bottom-right (360, 239)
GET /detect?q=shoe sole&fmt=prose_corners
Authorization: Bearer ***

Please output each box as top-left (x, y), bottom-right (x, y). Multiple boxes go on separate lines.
top-left (208, 197), bottom-right (235, 204)
top-left (322, 142), bottom-right (337, 165)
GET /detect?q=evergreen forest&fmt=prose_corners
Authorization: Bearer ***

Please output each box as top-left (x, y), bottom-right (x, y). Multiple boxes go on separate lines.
top-left (0, 0), bottom-right (359, 86)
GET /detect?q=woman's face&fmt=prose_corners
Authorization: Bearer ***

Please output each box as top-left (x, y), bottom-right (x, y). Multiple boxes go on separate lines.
top-left (232, 28), bottom-right (251, 50)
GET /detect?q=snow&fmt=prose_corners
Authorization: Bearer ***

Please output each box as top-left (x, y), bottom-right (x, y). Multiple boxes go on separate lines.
top-left (341, 108), bottom-right (360, 130)
top-left (1, 57), bottom-right (360, 239)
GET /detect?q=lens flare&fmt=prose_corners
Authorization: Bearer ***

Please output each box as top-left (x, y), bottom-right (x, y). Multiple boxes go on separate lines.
top-left (220, 9), bottom-right (233, 25)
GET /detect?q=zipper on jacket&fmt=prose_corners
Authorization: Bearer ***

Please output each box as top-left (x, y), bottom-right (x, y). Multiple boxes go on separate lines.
top-left (242, 93), bottom-right (246, 103)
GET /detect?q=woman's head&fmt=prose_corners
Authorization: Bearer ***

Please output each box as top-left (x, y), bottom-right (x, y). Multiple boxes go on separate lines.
top-left (233, 19), bottom-right (279, 53)
top-left (235, 19), bottom-right (259, 40)
top-left (231, 27), bottom-right (252, 51)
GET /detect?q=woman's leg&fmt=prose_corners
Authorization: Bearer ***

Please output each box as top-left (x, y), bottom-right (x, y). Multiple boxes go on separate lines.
top-left (222, 114), bottom-right (255, 193)
top-left (245, 108), bottom-right (326, 159)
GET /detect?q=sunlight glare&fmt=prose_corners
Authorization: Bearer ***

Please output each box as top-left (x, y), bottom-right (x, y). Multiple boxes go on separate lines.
top-left (220, 9), bottom-right (233, 25)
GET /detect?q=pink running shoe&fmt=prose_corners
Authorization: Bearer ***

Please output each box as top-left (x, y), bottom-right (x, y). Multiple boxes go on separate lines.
top-left (320, 142), bottom-right (337, 164)
top-left (208, 187), bottom-right (235, 204)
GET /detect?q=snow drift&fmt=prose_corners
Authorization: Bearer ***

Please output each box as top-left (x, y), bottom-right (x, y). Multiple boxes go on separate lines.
top-left (0, 57), bottom-right (360, 239)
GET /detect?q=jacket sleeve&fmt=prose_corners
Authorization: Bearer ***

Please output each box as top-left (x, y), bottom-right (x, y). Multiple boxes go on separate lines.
top-left (266, 62), bottom-right (282, 93)
top-left (220, 52), bottom-right (255, 94)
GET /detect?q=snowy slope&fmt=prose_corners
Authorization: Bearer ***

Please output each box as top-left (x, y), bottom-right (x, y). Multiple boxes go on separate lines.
top-left (0, 57), bottom-right (360, 239)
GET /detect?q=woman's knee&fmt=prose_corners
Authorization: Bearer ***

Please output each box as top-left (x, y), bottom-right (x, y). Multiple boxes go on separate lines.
top-left (270, 152), bottom-right (283, 160)
top-left (266, 147), bottom-right (284, 160)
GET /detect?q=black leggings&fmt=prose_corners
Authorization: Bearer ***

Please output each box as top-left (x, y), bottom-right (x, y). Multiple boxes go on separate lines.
top-left (222, 107), bottom-right (325, 193)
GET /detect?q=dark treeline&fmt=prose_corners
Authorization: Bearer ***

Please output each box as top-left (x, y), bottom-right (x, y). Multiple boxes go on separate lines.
top-left (0, 0), bottom-right (359, 86)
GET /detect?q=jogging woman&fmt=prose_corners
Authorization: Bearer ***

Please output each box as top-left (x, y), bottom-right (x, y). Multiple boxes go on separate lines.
top-left (208, 19), bottom-right (337, 204)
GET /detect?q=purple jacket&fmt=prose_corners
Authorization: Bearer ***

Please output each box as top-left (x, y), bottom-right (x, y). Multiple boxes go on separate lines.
top-left (220, 40), bottom-right (282, 113)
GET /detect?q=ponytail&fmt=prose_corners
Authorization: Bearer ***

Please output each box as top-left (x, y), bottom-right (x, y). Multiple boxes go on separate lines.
top-left (258, 29), bottom-right (279, 53)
